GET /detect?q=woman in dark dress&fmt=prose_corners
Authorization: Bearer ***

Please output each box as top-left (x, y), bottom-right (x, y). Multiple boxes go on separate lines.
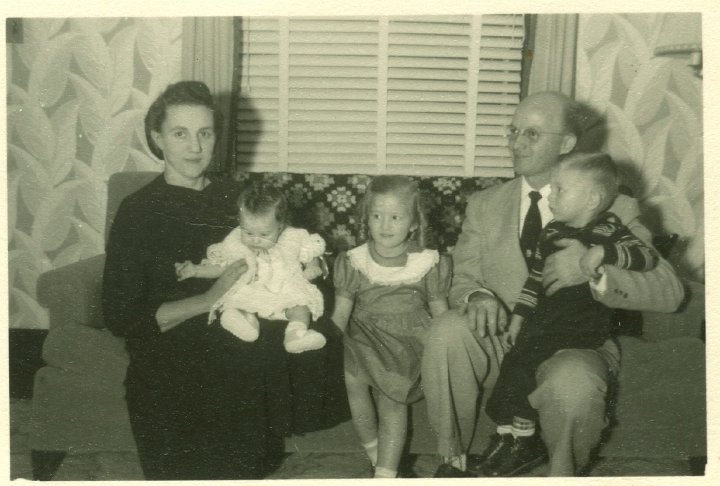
top-left (102, 81), bottom-right (347, 480)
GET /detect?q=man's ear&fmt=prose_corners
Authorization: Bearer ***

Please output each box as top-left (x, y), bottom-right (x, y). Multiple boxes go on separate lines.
top-left (559, 133), bottom-right (577, 155)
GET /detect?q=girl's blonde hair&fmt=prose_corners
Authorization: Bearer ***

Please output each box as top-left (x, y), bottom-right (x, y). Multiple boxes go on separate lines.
top-left (357, 175), bottom-right (428, 248)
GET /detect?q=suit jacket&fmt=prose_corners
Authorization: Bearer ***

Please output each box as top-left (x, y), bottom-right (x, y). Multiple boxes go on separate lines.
top-left (449, 177), bottom-right (684, 313)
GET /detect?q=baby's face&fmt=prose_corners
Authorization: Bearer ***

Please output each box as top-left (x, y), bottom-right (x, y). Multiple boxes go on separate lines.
top-left (239, 210), bottom-right (282, 251)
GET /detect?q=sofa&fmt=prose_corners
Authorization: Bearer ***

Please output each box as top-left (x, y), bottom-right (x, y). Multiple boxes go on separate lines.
top-left (30, 170), bottom-right (706, 479)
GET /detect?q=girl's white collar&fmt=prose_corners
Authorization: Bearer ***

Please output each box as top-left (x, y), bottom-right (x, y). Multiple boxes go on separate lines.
top-left (347, 243), bottom-right (439, 286)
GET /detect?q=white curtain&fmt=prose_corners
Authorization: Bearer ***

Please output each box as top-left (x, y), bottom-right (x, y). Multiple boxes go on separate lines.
top-left (526, 14), bottom-right (578, 96)
top-left (181, 17), bottom-right (235, 169)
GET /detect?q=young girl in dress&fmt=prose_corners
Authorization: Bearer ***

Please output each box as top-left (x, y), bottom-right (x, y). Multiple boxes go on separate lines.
top-left (331, 175), bottom-right (451, 478)
top-left (176, 182), bottom-right (327, 353)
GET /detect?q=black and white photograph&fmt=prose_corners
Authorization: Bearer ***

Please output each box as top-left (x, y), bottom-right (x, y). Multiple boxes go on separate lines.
top-left (4, 0), bottom-right (714, 482)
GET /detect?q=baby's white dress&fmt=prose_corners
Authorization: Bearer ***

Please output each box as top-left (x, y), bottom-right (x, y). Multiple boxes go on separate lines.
top-left (209, 227), bottom-right (325, 321)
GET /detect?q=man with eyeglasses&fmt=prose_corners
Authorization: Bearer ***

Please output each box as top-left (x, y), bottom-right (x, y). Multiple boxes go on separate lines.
top-left (425, 91), bottom-right (683, 477)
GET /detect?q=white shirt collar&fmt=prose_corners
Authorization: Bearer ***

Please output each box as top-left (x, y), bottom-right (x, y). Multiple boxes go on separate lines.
top-left (519, 177), bottom-right (553, 236)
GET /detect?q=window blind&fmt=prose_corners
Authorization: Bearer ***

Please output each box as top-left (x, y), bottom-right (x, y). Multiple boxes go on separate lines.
top-left (236, 15), bottom-right (524, 177)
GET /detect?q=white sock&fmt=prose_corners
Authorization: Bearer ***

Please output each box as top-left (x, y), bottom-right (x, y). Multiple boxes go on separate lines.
top-left (443, 453), bottom-right (467, 471)
top-left (511, 425), bottom-right (536, 438)
top-left (511, 416), bottom-right (536, 438)
top-left (497, 424), bottom-right (513, 435)
top-left (374, 466), bottom-right (397, 478)
top-left (362, 438), bottom-right (378, 466)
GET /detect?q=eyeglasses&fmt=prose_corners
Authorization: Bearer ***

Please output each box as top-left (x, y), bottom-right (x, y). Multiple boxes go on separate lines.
top-left (504, 125), bottom-right (566, 144)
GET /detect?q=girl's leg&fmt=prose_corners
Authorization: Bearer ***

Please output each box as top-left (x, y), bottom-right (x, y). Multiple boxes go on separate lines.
top-left (375, 391), bottom-right (408, 478)
top-left (345, 370), bottom-right (379, 465)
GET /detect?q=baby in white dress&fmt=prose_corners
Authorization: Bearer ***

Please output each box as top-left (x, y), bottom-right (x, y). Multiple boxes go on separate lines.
top-left (175, 183), bottom-right (327, 353)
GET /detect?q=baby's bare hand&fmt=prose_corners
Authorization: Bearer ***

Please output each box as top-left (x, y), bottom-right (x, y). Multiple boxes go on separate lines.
top-left (175, 261), bottom-right (196, 281)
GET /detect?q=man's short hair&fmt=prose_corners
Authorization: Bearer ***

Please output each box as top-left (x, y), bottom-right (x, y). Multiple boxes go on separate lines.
top-left (558, 152), bottom-right (620, 211)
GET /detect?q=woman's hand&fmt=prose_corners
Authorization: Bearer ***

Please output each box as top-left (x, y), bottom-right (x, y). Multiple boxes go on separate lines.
top-left (156, 260), bottom-right (248, 333)
top-left (203, 259), bottom-right (249, 307)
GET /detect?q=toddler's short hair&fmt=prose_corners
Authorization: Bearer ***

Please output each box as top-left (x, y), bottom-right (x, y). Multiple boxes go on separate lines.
top-left (237, 182), bottom-right (289, 225)
top-left (558, 152), bottom-right (620, 212)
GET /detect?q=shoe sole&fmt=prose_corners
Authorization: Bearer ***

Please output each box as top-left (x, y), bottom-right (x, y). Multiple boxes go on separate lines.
top-left (502, 454), bottom-right (548, 477)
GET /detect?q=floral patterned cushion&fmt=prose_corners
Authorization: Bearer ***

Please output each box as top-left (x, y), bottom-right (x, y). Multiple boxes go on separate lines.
top-left (237, 173), bottom-right (508, 254)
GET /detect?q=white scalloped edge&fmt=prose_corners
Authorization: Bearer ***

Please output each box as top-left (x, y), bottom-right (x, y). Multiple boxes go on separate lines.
top-left (346, 243), bottom-right (439, 287)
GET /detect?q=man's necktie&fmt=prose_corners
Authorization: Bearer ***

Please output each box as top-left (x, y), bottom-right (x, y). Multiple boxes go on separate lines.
top-left (519, 191), bottom-right (542, 265)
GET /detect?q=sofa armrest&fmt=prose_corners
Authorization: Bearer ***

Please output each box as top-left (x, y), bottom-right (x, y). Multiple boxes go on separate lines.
top-left (36, 254), bottom-right (106, 330)
top-left (41, 324), bottom-right (129, 388)
top-left (642, 280), bottom-right (704, 341)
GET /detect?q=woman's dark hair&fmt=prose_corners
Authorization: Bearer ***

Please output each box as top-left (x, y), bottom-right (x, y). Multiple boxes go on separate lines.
top-left (144, 81), bottom-right (223, 160)
top-left (357, 175), bottom-right (428, 248)
top-left (237, 182), bottom-right (290, 227)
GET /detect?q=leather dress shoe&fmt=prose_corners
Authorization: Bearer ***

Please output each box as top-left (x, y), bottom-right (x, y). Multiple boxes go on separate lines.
top-left (468, 433), bottom-right (514, 474)
top-left (433, 463), bottom-right (476, 478)
top-left (481, 434), bottom-right (547, 477)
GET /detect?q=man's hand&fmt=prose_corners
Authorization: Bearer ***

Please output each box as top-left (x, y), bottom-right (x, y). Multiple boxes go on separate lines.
top-left (543, 238), bottom-right (590, 296)
top-left (459, 291), bottom-right (507, 337)
top-left (579, 245), bottom-right (605, 279)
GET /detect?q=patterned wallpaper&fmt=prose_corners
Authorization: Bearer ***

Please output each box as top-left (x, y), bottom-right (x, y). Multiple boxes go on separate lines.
top-left (575, 13), bottom-right (704, 282)
top-left (7, 18), bottom-right (180, 328)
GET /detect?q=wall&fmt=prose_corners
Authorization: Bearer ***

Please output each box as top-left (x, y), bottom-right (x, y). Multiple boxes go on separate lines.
top-left (575, 13), bottom-right (704, 282)
top-left (7, 18), bottom-right (181, 328)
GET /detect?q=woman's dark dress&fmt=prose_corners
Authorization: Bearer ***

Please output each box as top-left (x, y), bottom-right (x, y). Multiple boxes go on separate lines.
top-left (102, 175), bottom-right (348, 480)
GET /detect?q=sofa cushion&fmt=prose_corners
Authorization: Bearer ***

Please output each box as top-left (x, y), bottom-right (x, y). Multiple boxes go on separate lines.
top-left (603, 335), bottom-right (706, 458)
top-left (42, 325), bottom-right (129, 391)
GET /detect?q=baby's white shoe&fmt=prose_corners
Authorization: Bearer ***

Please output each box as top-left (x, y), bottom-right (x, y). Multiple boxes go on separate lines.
top-left (221, 308), bottom-right (259, 342)
top-left (284, 321), bottom-right (326, 353)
